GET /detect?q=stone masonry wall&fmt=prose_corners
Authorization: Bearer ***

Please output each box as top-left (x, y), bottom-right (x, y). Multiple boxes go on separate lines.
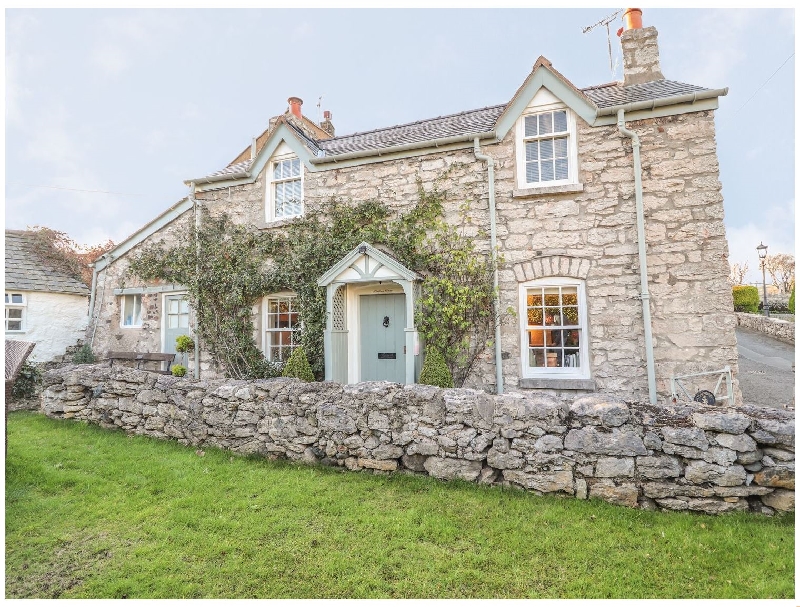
top-left (736, 313), bottom-right (795, 345)
top-left (92, 105), bottom-right (738, 402)
top-left (42, 365), bottom-right (793, 515)
top-left (191, 108), bottom-right (738, 401)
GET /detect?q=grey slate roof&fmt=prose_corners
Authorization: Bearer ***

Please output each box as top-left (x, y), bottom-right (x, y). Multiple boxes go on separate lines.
top-left (204, 76), bottom-right (714, 177)
top-left (5, 230), bottom-right (90, 296)
top-left (317, 104), bottom-right (506, 156)
top-left (205, 159), bottom-right (253, 179)
top-left (582, 79), bottom-right (709, 108)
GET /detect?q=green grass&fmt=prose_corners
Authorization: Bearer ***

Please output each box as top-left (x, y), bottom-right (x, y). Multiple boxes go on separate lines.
top-left (5, 411), bottom-right (794, 599)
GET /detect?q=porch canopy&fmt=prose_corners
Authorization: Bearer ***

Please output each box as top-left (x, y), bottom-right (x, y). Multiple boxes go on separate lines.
top-left (317, 242), bottom-right (421, 384)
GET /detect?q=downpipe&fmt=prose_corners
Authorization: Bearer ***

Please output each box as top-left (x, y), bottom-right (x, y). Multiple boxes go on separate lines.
top-left (191, 182), bottom-right (201, 379)
top-left (617, 110), bottom-right (657, 405)
top-left (474, 138), bottom-right (504, 395)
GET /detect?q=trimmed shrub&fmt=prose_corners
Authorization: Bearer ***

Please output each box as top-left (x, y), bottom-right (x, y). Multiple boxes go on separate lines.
top-left (72, 344), bottom-right (96, 364)
top-left (789, 286), bottom-right (795, 314)
top-left (419, 347), bottom-right (454, 389)
top-left (175, 335), bottom-right (195, 353)
top-left (281, 347), bottom-right (315, 382)
top-left (171, 364), bottom-right (187, 377)
top-left (732, 285), bottom-right (759, 313)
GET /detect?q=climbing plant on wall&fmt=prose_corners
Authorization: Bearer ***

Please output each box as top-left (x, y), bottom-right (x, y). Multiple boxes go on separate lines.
top-left (129, 174), bottom-right (499, 386)
top-left (129, 214), bottom-right (279, 379)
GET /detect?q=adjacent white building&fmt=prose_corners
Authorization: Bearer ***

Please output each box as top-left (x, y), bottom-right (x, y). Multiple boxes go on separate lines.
top-left (5, 230), bottom-right (90, 362)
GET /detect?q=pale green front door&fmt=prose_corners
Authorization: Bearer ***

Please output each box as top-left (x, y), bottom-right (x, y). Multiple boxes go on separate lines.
top-left (164, 295), bottom-right (191, 359)
top-left (360, 293), bottom-right (406, 383)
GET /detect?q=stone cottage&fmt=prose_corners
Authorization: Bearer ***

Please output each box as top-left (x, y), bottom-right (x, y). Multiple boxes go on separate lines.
top-left (5, 230), bottom-right (90, 362)
top-left (88, 14), bottom-right (738, 406)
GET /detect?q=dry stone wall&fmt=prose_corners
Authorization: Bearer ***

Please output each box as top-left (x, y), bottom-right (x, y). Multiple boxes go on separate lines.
top-left (736, 313), bottom-right (795, 345)
top-left (42, 365), bottom-right (793, 515)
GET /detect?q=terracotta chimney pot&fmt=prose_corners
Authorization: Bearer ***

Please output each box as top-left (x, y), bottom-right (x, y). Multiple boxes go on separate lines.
top-left (623, 8), bottom-right (643, 31)
top-left (288, 97), bottom-right (303, 119)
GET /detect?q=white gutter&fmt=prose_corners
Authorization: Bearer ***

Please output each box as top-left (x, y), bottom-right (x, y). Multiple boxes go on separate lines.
top-left (186, 168), bottom-right (251, 185)
top-left (617, 109), bottom-right (657, 405)
top-left (596, 88), bottom-right (728, 119)
top-left (311, 131), bottom-right (498, 165)
top-left (473, 138), bottom-right (504, 395)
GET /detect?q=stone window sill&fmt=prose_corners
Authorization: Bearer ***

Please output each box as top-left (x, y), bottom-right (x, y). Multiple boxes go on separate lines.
top-left (518, 377), bottom-right (596, 391)
top-left (512, 183), bottom-right (584, 198)
top-left (260, 216), bottom-right (304, 229)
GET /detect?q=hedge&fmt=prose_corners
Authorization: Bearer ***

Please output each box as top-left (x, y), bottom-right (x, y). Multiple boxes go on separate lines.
top-left (732, 285), bottom-right (760, 313)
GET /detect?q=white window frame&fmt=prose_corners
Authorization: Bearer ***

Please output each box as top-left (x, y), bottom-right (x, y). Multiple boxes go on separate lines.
top-left (265, 154), bottom-right (303, 222)
top-left (515, 103), bottom-right (578, 189)
top-left (262, 292), bottom-right (301, 363)
top-left (519, 277), bottom-right (589, 380)
top-left (5, 292), bottom-right (26, 333)
top-left (120, 294), bottom-right (143, 328)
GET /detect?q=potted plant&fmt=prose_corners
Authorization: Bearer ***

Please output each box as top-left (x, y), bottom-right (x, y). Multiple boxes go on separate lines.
top-left (175, 334), bottom-right (194, 367)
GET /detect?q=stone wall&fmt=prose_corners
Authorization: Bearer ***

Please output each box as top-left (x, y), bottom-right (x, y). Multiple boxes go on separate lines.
top-left (42, 364), bottom-right (793, 515)
top-left (736, 313), bottom-right (795, 344)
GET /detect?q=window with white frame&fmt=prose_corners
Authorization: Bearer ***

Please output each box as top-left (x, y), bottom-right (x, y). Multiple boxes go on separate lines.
top-left (516, 107), bottom-right (577, 188)
top-left (263, 294), bottom-right (300, 363)
top-left (519, 278), bottom-right (589, 378)
top-left (5, 293), bottom-right (26, 332)
top-left (120, 294), bottom-right (143, 328)
top-left (267, 157), bottom-right (303, 221)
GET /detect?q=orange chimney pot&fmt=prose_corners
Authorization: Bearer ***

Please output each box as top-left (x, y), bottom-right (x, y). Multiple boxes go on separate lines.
top-left (288, 97), bottom-right (303, 119)
top-left (623, 8), bottom-right (643, 31)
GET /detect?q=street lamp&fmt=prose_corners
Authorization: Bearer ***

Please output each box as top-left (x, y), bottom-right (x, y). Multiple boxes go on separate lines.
top-left (756, 241), bottom-right (769, 318)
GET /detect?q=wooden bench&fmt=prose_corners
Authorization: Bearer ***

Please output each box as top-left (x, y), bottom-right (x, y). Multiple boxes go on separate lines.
top-left (107, 351), bottom-right (175, 375)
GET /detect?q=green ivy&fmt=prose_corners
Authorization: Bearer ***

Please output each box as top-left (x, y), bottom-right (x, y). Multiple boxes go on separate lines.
top-left (129, 174), bottom-right (499, 386)
top-left (12, 362), bottom-right (42, 400)
top-left (129, 214), bottom-right (279, 379)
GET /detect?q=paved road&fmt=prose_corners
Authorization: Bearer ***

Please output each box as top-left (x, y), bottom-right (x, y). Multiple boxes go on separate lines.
top-left (736, 327), bottom-right (795, 409)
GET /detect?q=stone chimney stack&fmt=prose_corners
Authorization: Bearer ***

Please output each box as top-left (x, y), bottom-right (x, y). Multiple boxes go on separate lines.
top-left (619, 8), bottom-right (665, 86)
top-left (320, 110), bottom-right (335, 137)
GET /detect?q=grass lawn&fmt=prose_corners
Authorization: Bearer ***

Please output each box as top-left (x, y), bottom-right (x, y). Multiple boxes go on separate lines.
top-left (5, 411), bottom-right (794, 599)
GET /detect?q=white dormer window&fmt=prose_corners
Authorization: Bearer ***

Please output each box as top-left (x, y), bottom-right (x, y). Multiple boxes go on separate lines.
top-left (267, 156), bottom-right (303, 221)
top-left (516, 105), bottom-right (577, 189)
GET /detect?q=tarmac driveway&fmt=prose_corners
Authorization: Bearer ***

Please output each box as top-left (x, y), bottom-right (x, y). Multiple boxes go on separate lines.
top-left (736, 326), bottom-right (795, 409)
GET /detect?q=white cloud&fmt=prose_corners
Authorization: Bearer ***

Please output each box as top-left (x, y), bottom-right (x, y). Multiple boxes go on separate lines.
top-left (90, 11), bottom-right (179, 77)
top-left (666, 9), bottom-right (752, 87)
top-left (92, 43), bottom-right (129, 75)
top-left (292, 21), bottom-right (314, 39)
top-left (182, 102), bottom-right (204, 121)
top-left (5, 12), bottom-right (40, 126)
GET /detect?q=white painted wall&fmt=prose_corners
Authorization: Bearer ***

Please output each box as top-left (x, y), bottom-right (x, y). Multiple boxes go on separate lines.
top-left (5, 290), bottom-right (88, 362)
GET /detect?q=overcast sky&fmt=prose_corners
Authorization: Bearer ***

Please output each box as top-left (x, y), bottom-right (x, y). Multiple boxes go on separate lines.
top-left (5, 7), bottom-right (795, 284)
